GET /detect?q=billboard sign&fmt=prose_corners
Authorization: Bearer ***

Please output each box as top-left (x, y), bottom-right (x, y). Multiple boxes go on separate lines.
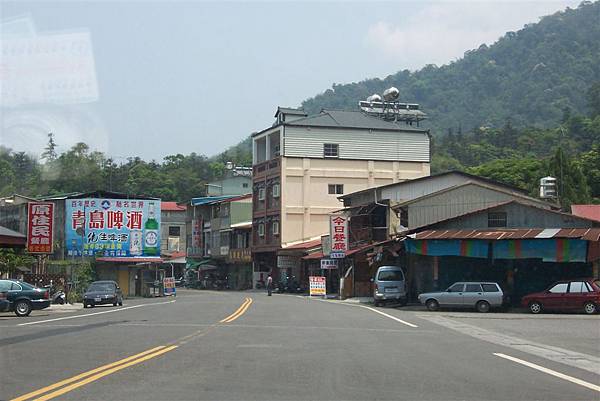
top-left (65, 198), bottom-right (161, 257)
top-left (163, 277), bottom-right (176, 296)
top-left (27, 202), bottom-right (54, 254)
top-left (309, 276), bottom-right (326, 296)
top-left (329, 214), bottom-right (349, 257)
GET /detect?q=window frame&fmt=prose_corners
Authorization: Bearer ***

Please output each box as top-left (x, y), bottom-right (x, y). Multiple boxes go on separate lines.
top-left (548, 283), bottom-right (568, 294)
top-left (323, 143), bottom-right (339, 158)
top-left (272, 221), bottom-right (280, 235)
top-left (168, 226), bottom-right (181, 237)
top-left (465, 283), bottom-right (483, 293)
top-left (328, 184), bottom-right (344, 195)
top-left (487, 212), bottom-right (507, 228)
top-left (272, 183), bottom-right (281, 198)
top-left (258, 223), bottom-right (265, 237)
top-left (258, 187), bottom-right (265, 201)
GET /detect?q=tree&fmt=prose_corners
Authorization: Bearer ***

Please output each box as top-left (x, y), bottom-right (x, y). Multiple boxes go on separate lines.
top-left (41, 132), bottom-right (58, 162)
top-left (547, 147), bottom-right (591, 209)
top-left (587, 82), bottom-right (600, 118)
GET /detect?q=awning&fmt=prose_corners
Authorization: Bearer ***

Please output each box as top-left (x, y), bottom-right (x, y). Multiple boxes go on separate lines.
top-left (15, 265), bottom-right (31, 272)
top-left (186, 258), bottom-right (215, 269)
top-left (96, 257), bottom-right (164, 263)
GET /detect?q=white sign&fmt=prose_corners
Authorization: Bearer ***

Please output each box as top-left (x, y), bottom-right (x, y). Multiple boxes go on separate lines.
top-left (330, 214), bottom-right (349, 255)
top-left (320, 259), bottom-right (338, 270)
top-left (309, 276), bottom-right (326, 296)
top-left (330, 251), bottom-right (345, 259)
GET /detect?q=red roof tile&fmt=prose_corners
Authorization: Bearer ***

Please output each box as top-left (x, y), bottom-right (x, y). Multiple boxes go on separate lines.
top-left (571, 205), bottom-right (600, 223)
top-left (284, 238), bottom-right (322, 250)
top-left (161, 202), bottom-right (186, 212)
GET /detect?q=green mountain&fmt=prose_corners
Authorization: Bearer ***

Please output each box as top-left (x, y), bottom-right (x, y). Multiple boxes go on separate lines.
top-left (301, 1), bottom-right (600, 135)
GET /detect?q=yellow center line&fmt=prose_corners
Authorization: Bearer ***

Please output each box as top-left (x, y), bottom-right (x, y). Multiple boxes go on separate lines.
top-left (11, 297), bottom-right (254, 401)
top-left (219, 297), bottom-right (251, 323)
top-left (10, 346), bottom-right (166, 401)
top-left (31, 346), bottom-right (178, 401)
top-left (223, 298), bottom-right (253, 323)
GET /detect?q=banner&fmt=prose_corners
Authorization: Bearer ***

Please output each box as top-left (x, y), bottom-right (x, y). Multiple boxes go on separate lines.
top-left (309, 276), bottom-right (326, 296)
top-left (27, 202), bottom-right (54, 254)
top-left (320, 259), bottom-right (338, 270)
top-left (65, 198), bottom-right (161, 257)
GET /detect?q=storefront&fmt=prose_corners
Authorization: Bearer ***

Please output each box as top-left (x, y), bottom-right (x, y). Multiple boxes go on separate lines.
top-left (95, 257), bottom-right (163, 297)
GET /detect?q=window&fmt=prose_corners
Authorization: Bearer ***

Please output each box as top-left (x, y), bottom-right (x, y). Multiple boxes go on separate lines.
top-left (568, 281), bottom-right (589, 293)
top-left (328, 184), bottom-right (344, 195)
top-left (272, 183), bottom-right (280, 198)
top-left (242, 183), bottom-right (249, 188)
top-left (272, 221), bottom-right (280, 235)
top-left (0, 281), bottom-right (11, 291)
top-left (488, 212), bottom-right (507, 228)
top-left (11, 282), bottom-right (23, 291)
top-left (258, 187), bottom-right (265, 201)
top-left (549, 283), bottom-right (568, 293)
top-left (168, 226), bottom-right (180, 237)
top-left (448, 283), bottom-right (464, 292)
top-left (377, 270), bottom-right (404, 281)
top-left (482, 284), bottom-right (500, 292)
top-left (465, 284), bottom-right (482, 292)
top-left (323, 143), bottom-right (339, 157)
top-left (258, 223), bottom-right (265, 237)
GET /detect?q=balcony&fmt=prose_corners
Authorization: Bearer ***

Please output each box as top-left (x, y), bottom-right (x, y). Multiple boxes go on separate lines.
top-left (253, 157), bottom-right (280, 178)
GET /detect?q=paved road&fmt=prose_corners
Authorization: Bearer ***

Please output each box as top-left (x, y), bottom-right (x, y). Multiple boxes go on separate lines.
top-left (1, 290), bottom-right (599, 401)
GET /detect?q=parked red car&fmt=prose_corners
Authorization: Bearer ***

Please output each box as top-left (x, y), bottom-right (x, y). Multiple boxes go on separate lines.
top-left (521, 278), bottom-right (600, 314)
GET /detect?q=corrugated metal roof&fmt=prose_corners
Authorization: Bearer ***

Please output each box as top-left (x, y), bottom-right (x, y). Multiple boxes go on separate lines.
top-left (409, 228), bottom-right (600, 241)
top-left (284, 238), bottom-right (322, 250)
top-left (571, 205), bottom-right (600, 222)
top-left (0, 225), bottom-right (26, 238)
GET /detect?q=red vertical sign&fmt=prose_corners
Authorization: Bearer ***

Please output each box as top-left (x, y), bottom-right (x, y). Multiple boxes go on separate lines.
top-left (330, 214), bottom-right (349, 255)
top-left (27, 202), bottom-right (54, 254)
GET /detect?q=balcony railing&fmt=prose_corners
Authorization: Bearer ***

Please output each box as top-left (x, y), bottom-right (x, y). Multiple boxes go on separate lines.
top-left (228, 248), bottom-right (252, 263)
top-left (253, 157), bottom-right (280, 176)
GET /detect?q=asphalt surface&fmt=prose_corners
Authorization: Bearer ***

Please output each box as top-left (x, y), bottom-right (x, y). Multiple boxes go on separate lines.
top-left (1, 289), bottom-right (599, 401)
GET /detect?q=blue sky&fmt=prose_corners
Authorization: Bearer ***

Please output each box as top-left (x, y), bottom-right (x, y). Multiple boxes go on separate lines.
top-left (1, 1), bottom-right (580, 161)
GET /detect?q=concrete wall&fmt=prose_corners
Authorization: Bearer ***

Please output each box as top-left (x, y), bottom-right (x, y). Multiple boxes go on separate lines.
top-left (207, 176), bottom-right (252, 196)
top-left (230, 199), bottom-right (252, 226)
top-left (160, 210), bottom-right (187, 253)
top-left (280, 156), bottom-right (430, 246)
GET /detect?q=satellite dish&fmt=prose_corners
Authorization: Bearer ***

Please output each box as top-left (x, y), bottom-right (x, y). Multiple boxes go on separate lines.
top-left (366, 94), bottom-right (382, 103)
top-left (383, 87), bottom-right (399, 101)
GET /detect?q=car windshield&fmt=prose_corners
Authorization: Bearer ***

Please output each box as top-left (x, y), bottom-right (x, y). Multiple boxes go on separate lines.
top-left (377, 270), bottom-right (404, 281)
top-left (87, 283), bottom-right (115, 292)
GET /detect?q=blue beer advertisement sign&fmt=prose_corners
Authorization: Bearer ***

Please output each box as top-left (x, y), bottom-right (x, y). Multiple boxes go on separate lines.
top-left (65, 198), bottom-right (161, 257)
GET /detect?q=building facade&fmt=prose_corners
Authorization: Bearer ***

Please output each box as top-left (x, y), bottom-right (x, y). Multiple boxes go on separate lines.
top-left (251, 107), bottom-right (431, 280)
top-left (160, 202), bottom-right (187, 254)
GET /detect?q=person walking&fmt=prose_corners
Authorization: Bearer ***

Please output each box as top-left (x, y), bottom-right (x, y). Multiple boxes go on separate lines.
top-left (266, 274), bottom-right (273, 296)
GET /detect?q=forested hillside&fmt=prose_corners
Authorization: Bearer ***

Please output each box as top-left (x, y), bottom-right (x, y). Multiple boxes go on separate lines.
top-left (302, 1), bottom-right (600, 135)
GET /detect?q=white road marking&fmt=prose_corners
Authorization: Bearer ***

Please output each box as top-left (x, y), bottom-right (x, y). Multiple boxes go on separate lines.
top-left (357, 305), bottom-right (418, 328)
top-left (494, 353), bottom-right (600, 393)
top-left (17, 300), bottom-right (176, 326)
top-left (419, 314), bottom-right (600, 375)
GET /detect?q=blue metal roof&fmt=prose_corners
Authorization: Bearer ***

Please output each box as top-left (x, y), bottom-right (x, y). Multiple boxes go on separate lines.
top-left (190, 195), bottom-right (239, 206)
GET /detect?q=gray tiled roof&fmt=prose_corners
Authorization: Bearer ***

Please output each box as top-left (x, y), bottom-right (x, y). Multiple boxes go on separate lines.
top-left (0, 225), bottom-right (25, 238)
top-left (286, 110), bottom-right (426, 132)
top-left (275, 107), bottom-right (307, 117)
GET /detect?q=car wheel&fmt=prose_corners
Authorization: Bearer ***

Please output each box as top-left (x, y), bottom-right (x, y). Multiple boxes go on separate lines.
top-left (529, 301), bottom-right (542, 314)
top-left (476, 300), bottom-right (490, 313)
top-left (15, 300), bottom-right (32, 317)
top-left (426, 299), bottom-right (439, 311)
top-left (583, 302), bottom-right (597, 315)
top-left (113, 302), bottom-right (117, 306)
top-left (118, 301), bottom-right (123, 306)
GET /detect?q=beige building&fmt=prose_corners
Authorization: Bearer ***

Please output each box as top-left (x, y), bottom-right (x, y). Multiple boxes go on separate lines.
top-left (251, 107), bottom-right (431, 278)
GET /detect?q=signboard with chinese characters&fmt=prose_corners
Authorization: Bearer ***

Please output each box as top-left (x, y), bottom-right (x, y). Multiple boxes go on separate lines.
top-left (329, 214), bottom-right (349, 257)
top-left (65, 198), bottom-right (161, 257)
top-left (187, 218), bottom-right (203, 256)
top-left (27, 202), bottom-right (54, 254)
top-left (309, 276), bottom-right (326, 296)
top-left (320, 259), bottom-right (338, 270)
top-left (163, 277), bottom-right (176, 296)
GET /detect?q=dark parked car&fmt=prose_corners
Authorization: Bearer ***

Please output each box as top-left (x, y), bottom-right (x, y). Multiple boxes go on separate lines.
top-left (0, 279), bottom-right (50, 316)
top-left (0, 290), bottom-right (10, 312)
top-left (521, 278), bottom-right (600, 314)
top-left (83, 281), bottom-right (123, 308)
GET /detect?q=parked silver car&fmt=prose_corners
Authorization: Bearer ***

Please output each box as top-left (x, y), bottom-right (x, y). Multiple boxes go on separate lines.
top-left (418, 282), bottom-right (505, 313)
top-left (373, 265), bottom-right (407, 307)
